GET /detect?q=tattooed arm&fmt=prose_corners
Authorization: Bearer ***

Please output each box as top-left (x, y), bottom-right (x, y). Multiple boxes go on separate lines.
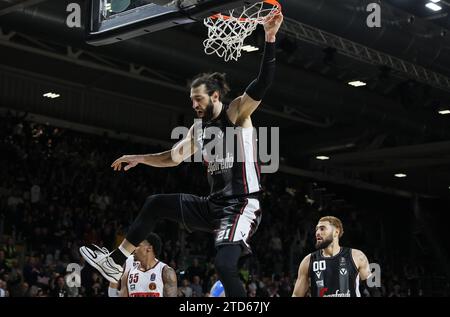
top-left (162, 265), bottom-right (178, 297)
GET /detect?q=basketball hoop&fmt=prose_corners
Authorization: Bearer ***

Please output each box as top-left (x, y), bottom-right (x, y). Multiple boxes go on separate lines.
top-left (203, 0), bottom-right (281, 62)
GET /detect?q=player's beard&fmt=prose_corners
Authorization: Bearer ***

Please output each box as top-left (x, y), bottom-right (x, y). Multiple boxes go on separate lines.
top-left (315, 233), bottom-right (334, 250)
top-left (202, 97), bottom-right (215, 122)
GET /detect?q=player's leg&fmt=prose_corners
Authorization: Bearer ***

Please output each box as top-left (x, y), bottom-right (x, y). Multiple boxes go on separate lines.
top-left (211, 196), bottom-right (262, 297)
top-left (215, 244), bottom-right (246, 297)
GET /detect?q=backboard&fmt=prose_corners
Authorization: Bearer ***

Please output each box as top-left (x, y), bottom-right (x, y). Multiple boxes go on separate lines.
top-left (87, 0), bottom-right (261, 46)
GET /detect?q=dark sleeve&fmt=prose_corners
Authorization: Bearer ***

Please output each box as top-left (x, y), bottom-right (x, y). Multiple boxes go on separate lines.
top-left (245, 41), bottom-right (276, 101)
top-left (359, 279), bottom-right (382, 297)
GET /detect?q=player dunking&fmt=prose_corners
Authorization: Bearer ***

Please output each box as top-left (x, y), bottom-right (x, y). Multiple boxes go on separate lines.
top-left (292, 216), bottom-right (380, 297)
top-left (80, 13), bottom-right (283, 297)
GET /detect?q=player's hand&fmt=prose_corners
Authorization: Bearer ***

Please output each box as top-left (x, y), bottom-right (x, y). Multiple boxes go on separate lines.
top-left (264, 12), bottom-right (283, 40)
top-left (111, 155), bottom-right (143, 171)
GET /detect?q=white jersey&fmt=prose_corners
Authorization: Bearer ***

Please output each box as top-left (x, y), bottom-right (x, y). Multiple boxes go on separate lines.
top-left (125, 256), bottom-right (138, 271)
top-left (126, 257), bottom-right (167, 297)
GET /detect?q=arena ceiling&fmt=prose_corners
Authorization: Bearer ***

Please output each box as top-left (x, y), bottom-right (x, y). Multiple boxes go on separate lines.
top-left (0, 0), bottom-right (450, 199)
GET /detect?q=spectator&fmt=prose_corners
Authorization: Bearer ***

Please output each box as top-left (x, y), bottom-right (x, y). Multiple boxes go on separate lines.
top-left (0, 279), bottom-right (8, 297)
top-left (30, 183), bottom-right (41, 205)
top-left (3, 237), bottom-right (17, 266)
top-left (191, 275), bottom-right (203, 297)
top-left (185, 258), bottom-right (205, 281)
top-left (178, 278), bottom-right (193, 297)
top-left (50, 276), bottom-right (69, 297)
top-left (0, 250), bottom-right (9, 275)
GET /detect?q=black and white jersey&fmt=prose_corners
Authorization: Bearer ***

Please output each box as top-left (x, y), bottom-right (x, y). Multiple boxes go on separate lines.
top-left (309, 247), bottom-right (360, 297)
top-left (196, 104), bottom-right (262, 200)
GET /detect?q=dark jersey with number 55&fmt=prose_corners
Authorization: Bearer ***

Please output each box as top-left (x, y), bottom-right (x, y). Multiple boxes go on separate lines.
top-left (309, 247), bottom-right (360, 297)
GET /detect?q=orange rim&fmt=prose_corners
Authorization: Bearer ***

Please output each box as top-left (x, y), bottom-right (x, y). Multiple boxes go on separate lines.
top-left (210, 0), bottom-right (281, 21)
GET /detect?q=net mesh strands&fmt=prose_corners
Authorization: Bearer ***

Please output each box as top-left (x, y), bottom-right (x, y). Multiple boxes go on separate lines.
top-left (203, 1), bottom-right (281, 62)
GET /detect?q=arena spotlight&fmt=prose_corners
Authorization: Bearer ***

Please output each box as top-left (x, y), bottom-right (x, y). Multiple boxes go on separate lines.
top-left (43, 92), bottom-right (60, 99)
top-left (242, 45), bottom-right (259, 52)
top-left (426, 2), bottom-right (442, 11)
top-left (348, 80), bottom-right (366, 87)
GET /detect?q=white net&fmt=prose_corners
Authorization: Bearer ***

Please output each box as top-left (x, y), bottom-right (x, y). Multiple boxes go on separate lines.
top-left (203, 1), bottom-right (280, 62)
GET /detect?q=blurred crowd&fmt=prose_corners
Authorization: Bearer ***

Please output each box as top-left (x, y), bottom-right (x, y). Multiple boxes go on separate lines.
top-left (0, 111), bottom-right (448, 297)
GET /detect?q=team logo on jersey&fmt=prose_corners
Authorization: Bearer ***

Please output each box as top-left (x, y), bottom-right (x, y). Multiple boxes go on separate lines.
top-left (150, 273), bottom-right (156, 281)
top-left (206, 153), bottom-right (234, 175)
top-left (340, 268), bottom-right (348, 275)
top-left (149, 283), bottom-right (157, 290)
top-left (316, 280), bottom-right (324, 288)
top-left (315, 271), bottom-right (322, 279)
top-left (130, 284), bottom-right (135, 291)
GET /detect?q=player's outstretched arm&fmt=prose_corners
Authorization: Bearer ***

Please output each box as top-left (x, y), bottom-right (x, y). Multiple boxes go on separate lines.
top-left (292, 254), bottom-right (310, 297)
top-left (111, 123), bottom-right (198, 171)
top-left (227, 13), bottom-right (283, 126)
top-left (162, 265), bottom-right (178, 297)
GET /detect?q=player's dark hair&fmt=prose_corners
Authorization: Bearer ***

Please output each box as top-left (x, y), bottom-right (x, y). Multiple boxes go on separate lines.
top-left (144, 232), bottom-right (162, 257)
top-left (190, 72), bottom-right (230, 101)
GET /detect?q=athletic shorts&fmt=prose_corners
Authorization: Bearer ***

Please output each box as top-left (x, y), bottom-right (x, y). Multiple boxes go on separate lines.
top-left (178, 193), bottom-right (262, 255)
